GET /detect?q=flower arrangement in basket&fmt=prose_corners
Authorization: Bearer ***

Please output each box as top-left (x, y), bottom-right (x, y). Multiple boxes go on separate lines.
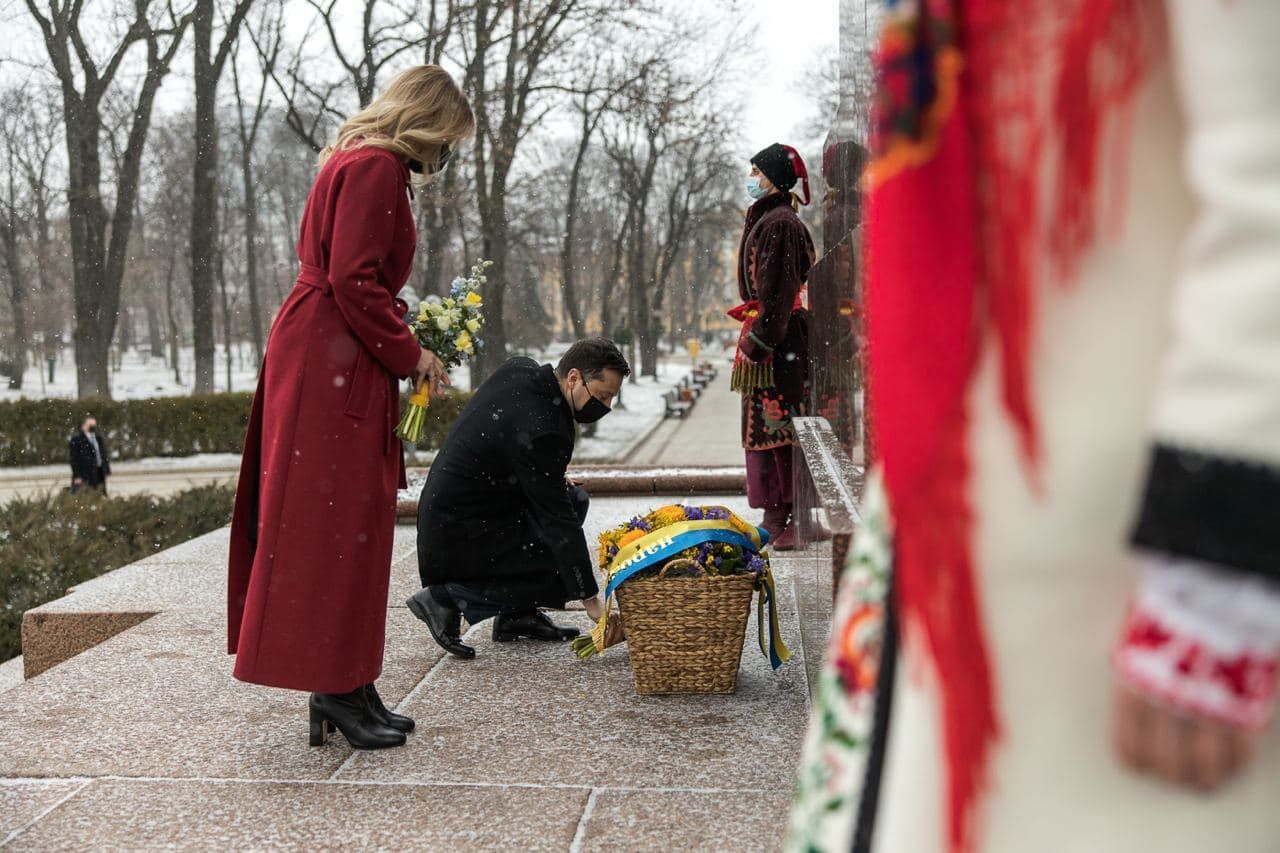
top-left (572, 504), bottom-right (791, 694)
top-left (395, 259), bottom-right (491, 443)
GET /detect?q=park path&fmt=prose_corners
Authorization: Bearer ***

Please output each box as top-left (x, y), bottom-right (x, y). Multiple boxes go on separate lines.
top-left (627, 356), bottom-right (743, 467)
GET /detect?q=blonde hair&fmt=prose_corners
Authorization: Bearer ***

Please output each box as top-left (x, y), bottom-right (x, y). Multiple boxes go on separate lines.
top-left (318, 65), bottom-right (474, 182)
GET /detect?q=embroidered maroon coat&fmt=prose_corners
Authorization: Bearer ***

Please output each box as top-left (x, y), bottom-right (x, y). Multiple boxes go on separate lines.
top-left (736, 192), bottom-right (816, 451)
top-left (227, 146), bottom-right (422, 693)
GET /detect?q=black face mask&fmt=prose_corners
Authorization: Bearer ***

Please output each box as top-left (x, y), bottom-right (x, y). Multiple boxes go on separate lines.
top-left (408, 145), bottom-right (451, 176)
top-left (572, 384), bottom-right (610, 424)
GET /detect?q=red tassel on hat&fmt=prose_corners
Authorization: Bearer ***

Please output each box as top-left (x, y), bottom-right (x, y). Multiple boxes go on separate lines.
top-left (782, 144), bottom-right (811, 205)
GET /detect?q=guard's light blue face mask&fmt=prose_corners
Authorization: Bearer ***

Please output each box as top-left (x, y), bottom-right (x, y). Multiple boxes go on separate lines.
top-left (745, 175), bottom-right (768, 200)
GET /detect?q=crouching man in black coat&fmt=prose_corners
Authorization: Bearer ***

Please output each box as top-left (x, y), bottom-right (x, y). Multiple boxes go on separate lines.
top-left (408, 338), bottom-right (629, 658)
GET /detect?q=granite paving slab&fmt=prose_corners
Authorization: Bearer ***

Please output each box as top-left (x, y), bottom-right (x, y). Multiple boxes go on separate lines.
top-left (339, 604), bottom-right (808, 792)
top-left (5, 779), bottom-right (588, 851)
top-left (129, 526), bottom-right (231, 567)
top-left (0, 780), bottom-right (88, 843)
top-left (0, 656), bottom-right (23, 694)
top-left (0, 610), bottom-right (441, 781)
top-left (576, 789), bottom-right (789, 851)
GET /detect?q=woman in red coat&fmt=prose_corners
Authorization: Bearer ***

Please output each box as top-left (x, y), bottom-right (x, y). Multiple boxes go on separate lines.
top-left (227, 66), bottom-right (474, 750)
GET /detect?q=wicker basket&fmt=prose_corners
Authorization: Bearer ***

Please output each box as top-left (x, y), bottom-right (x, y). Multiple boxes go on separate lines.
top-left (615, 572), bottom-right (756, 695)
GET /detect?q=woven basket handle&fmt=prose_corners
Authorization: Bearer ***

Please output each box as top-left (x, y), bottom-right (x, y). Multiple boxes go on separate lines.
top-left (658, 558), bottom-right (701, 579)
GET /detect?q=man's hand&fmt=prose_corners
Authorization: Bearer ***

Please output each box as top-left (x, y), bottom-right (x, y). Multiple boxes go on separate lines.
top-left (1113, 684), bottom-right (1257, 791)
top-left (582, 596), bottom-right (605, 623)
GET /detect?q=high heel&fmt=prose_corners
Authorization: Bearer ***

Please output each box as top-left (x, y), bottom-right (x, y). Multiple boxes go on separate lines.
top-left (364, 683), bottom-right (415, 733)
top-left (309, 708), bottom-right (332, 746)
top-left (308, 689), bottom-right (406, 750)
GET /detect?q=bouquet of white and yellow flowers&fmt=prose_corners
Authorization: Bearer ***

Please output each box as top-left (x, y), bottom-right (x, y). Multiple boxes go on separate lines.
top-left (395, 259), bottom-right (490, 443)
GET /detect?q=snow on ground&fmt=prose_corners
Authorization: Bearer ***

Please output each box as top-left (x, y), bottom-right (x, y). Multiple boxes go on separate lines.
top-left (573, 362), bottom-right (685, 462)
top-left (1, 345), bottom-right (260, 401)
top-left (3, 342), bottom-right (708, 484)
top-left (0, 453), bottom-right (244, 480)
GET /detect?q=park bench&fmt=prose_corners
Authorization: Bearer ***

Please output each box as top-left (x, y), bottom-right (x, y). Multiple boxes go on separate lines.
top-left (663, 389), bottom-right (693, 419)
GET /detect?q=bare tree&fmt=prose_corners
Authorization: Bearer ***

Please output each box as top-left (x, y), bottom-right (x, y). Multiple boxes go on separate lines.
top-left (231, 0), bottom-right (282, 365)
top-left (303, 0), bottom-right (426, 108)
top-left (0, 94), bottom-right (28, 388)
top-left (25, 0), bottom-right (194, 398)
top-left (189, 0), bottom-right (256, 393)
top-left (462, 0), bottom-right (629, 379)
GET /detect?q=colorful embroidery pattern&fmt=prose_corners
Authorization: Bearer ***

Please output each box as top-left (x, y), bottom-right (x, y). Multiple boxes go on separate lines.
top-left (786, 471), bottom-right (893, 851)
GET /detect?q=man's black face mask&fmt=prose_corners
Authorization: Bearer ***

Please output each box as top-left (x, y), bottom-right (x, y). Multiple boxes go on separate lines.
top-left (572, 375), bottom-right (610, 424)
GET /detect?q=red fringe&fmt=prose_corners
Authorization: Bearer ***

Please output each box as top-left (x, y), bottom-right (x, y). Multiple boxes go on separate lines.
top-left (868, 2), bottom-right (1152, 851)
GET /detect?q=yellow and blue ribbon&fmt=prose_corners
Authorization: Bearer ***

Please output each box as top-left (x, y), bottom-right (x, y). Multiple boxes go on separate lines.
top-left (590, 508), bottom-right (790, 670)
top-left (755, 568), bottom-right (792, 670)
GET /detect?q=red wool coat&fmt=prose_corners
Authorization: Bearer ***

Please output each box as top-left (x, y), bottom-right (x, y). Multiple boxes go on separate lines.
top-left (227, 145), bottom-right (421, 693)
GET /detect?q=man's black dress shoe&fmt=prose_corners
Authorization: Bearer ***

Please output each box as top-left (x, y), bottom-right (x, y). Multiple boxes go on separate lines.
top-left (406, 588), bottom-right (476, 659)
top-left (309, 689), bottom-right (405, 749)
top-left (364, 682), bottom-right (414, 733)
top-left (493, 609), bottom-right (580, 642)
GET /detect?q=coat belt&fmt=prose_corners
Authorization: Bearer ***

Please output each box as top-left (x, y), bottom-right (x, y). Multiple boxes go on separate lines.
top-left (296, 262), bottom-right (332, 294)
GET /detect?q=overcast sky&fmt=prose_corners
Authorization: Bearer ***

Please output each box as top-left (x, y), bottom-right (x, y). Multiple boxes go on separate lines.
top-left (742, 0), bottom-right (839, 157)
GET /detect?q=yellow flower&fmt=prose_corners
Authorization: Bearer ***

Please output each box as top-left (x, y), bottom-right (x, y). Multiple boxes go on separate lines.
top-left (465, 318), bottom-right (480, 333)
top-left (434, 315), bottom-right (452, 331)
top-left (617, 528), bottom-right (645, 549)
top-left (650, 506), bottom-right (687, 527)
top-left (456, 330), bottom-right (474, 354)
top-left (465, 291), bottom-right (483, 307)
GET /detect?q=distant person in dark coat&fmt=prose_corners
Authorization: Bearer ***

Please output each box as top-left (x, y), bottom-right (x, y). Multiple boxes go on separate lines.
top-left (69, 416), bottom-right (110, 493)
top-left (409, 338), bottom-right (629, 659)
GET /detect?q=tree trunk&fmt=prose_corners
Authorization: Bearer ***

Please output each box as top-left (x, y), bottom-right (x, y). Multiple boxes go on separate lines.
top-left (64, 102), bottom-right (113, 398)
top-left (473, 197), bottom-right (510, 381)
top-left (218, 235), bottom-right (233, 392)
top-left (241, 141), bottom-right (264, 364)
top-left (1, 225), bottom-right (25, 391)
top-left (146, 300), bottom-right (165, 357)
top-left (559, 120), bottom-right (593, 339)
top-left (190, 0), bottom-right (219, 394)
top-left (164, 240), bottom-right (182, 385)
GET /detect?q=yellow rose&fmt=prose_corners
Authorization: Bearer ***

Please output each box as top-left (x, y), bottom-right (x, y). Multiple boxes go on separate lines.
top-left (434, 315), bottom-right (452, 331)
top-left (465, 291), bottom-right (483, 307)
top-left (466, 318), bottom-right (480, 333)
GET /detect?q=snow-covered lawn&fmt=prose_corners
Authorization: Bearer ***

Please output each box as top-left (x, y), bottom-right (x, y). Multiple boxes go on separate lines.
top-left (0, 345), bottom-right (260, 401)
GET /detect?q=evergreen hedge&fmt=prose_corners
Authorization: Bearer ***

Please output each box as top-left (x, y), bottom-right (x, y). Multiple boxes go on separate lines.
top-left (0, 483), bottom-right (237, 661)
top-left (0, 390), bottom-right (474, 467)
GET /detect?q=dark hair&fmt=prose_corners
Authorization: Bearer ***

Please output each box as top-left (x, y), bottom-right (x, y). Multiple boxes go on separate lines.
top-left (555, 338), bottom-right (631, 382)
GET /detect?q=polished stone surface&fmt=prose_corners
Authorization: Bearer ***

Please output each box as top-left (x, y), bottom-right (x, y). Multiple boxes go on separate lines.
top-left (578, 789), bottom-right (789, 851)
top-left (339, 594), bottom-right (806, 792)
top-left (5, 780), bottom-right (587, 851)
top-left (5, 500), bottom-right (820, 850)
top-left (0, 780), bottom-right (88, 843)
top-left (21, 611), bottom-right (153, 679)
top-left (0, 609), bottom-right (440, 780)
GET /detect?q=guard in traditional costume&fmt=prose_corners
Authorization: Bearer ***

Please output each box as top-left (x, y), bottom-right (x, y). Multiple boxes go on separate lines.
top-left (730, 143), bottom-right (817, 550)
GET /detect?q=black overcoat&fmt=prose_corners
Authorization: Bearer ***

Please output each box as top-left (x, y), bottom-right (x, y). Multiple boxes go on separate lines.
top-left (68, 431), bottom-right (110, 485)
top-left (417, 357), bottom-right (599, 607)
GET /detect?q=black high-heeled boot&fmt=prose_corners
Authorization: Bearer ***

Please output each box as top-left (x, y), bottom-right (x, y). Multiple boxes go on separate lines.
top-left (364, 683), bottom-right (414, 733)
top-left (309, 689), bottom-right (406, 749)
